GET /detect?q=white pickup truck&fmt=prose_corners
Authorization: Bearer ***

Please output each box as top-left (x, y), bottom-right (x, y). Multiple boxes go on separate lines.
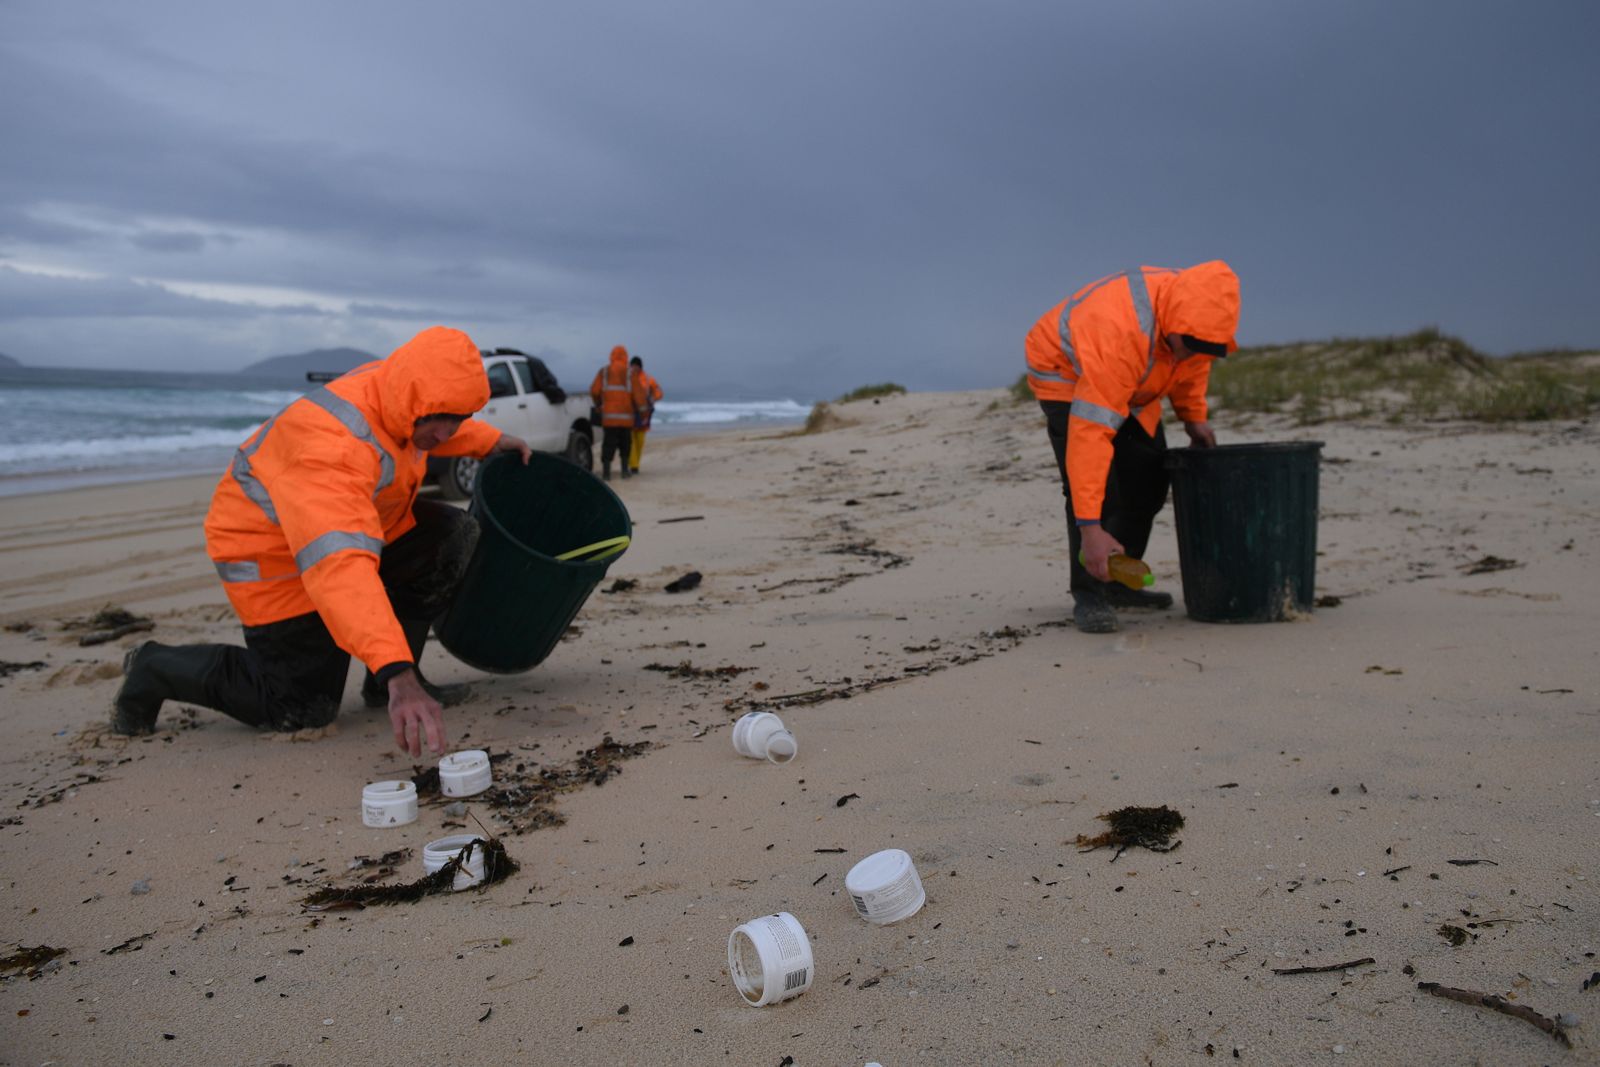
top-left (425, 347), bottom-right (595, 499)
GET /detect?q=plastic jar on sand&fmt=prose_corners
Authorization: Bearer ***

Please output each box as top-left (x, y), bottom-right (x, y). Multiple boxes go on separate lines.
top-left (422, 835), bottom-right (488, 891)
top-left (845, 849), bottom-right (926, 924)
top-left (731, 712), bottom-right (798, 764)
top-left (361, 780), bottom-right (418, 827)
top-left (728, 912), bottom-right (814, 1007)
top-left (439, 750), bottom-right (493, 797)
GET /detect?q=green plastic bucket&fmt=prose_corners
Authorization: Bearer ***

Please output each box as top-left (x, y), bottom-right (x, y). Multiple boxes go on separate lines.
top-left (1164, 442), bottom-right (1323, 623)
top-left (436, 451), bottom-right (631, 673)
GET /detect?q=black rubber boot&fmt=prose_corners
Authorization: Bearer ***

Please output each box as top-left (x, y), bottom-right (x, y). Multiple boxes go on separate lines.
top-left (112, 641), bottom-right (227, 735)
top-left (360, 619), bottom-right (473, 709)
top-left (1072, 595), bottom-right (1120, 634)
top-left (1102, 585), bottom-right (1174, 610)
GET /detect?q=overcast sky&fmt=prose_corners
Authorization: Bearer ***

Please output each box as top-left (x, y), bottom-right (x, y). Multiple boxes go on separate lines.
top-left (2, 0), bottom-right (1596, 396)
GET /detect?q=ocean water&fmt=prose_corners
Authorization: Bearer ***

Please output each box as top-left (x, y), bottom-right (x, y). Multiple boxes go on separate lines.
top-left (0, 366), bottom-right (810, 497)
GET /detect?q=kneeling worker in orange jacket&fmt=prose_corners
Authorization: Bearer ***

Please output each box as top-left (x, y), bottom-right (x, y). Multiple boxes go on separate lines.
top-left (112, 327), bottom-right (532, 756)
top-left (1024, 261), bottom-right (1239, 633)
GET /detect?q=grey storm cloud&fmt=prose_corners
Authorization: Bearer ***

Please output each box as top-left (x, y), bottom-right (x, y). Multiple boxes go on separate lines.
top-left (0, 0), bottom-right (1597, 394)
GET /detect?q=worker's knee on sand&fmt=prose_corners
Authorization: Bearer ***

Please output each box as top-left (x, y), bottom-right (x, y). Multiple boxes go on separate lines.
top-left (268, 692), bottom-right (341, 732)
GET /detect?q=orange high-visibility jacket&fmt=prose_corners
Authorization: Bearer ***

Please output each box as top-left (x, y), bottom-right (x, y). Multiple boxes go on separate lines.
top-left (590, 346), bottom-right (648, 428)
top-left (636, 370), bottom-right (663, 429)
top-left (1024, 261), bottom-right (1240, 521)
top-left (203, 327), bottom-right (502, 673)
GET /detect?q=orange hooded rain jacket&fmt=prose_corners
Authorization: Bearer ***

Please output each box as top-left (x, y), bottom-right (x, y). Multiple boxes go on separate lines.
top-left (635, 369), bottom-right (663, 429)
top-left (1024, 261), bottom-right (1239, 521)
top-left (590, 346), bottom-right (648, 428)
top-left (203, 326), bottom-right (502, 674)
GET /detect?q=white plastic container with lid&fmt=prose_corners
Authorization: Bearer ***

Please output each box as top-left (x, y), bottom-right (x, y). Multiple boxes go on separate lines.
top-left (845, 849), bottom-right (926, 924)
top-left (727, 911), bottom-right (814, 1007)
top-left (438, 749), bottom-right (493, 797)
top-left (422, 834), bottom-right (488, 891)
top-left (731, 712), bottom-right (798, 764)
top-left (361, 780), bottom-right (418, 827)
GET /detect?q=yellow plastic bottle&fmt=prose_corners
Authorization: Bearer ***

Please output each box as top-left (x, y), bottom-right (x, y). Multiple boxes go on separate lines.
top-left (1080, 551), bottom-right (1155, 591)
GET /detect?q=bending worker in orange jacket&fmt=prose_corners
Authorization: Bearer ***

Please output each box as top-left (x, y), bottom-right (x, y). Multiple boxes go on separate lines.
top-left (627, 354), bottom-right (663, 474)
top-left (1024, 261), bottom-right (1239, 633)
top-left (112, 327), bottom-right (532, 756)
top-left (590, 344), bottom-right (648, 481)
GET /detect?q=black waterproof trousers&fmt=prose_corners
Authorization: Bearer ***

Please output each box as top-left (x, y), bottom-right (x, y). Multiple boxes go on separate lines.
top-left (130, 499), bottom-right (478, 732)
top-left (1039, 400), bottom-right (1170, 598)
top-left (599, 426), bottom-right (633, 475)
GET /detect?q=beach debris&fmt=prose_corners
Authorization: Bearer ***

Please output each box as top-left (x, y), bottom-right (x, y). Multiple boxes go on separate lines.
top-left (1417, 981), bottom-right (1571, 1047)
top-left (836, 793), bottom-right (860, 807)
top-left (1438, 924), bottom-right (1473, 947)
top-left (1273, 957), bottom-right (1374, 975)
top-left (1459, 555), bottom-right (1521, 576)
top-left (728, 912), bottom-right (813, 1007)
top-left (130, 879), bottom-right (151, 895)
top-left (102, 932), bottom-right (154, 955)
top-left (825, 539), bottom-right (910, 569)
top-left (361, 780), bottom-right (419, 827)
top-left (347, 848), bottom-right (412, 870)
top-left (664, 571), bottom-right (703, 593)
top-left (731, 711), bottom-right (798, 764)
top-left (846, 849), bottom-right (926, 924)
top-left (1364, 665), bottom-right (1403, 675)
top-left (602, 578), bottom-right (638, 594)
top-left (1074, 805), bottom-right (1184, 861)
top-left (1315, 594), bottom-right (1343, 608)
top-left (1445, 858), bottom-right (1498, 866)
top-left (414, 736), bottom-right (651, 835)
top-left (439, 750), bottom-right (493, 798)
top-left (0, 660), bottom-right (48, 680)
top-left (645, 661), bottom-right (754, 680)
top-left (0, 945), bottom-right (67, 976)
top-left (301, 836), bottom-right (518, 909)
top-left (62, 606), bottom-right (155, 646)
top-left (1582, 972), bottom-right (1599, 992)
top-left (657, 515), bottom-right (705, 524)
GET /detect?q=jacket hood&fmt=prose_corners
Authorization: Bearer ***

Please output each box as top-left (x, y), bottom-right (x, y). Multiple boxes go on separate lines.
top-left (376, 326), bottom-right (489, 442)
top-left (609, 345), bottom-right (629, 369)
top-left (1158, 261), bottom-right (1240, 353)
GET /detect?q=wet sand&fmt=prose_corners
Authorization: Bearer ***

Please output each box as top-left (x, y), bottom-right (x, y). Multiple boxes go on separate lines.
top-left (1, 390), bottom-right (1596, 1064)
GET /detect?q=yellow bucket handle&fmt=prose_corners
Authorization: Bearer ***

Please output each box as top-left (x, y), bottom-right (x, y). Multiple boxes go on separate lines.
top-left (555, 534), bottom-right (631, 563)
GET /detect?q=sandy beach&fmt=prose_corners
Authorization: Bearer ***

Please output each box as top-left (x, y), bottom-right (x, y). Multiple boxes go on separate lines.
top-left (1, 389), bottom-right (1596, 1065)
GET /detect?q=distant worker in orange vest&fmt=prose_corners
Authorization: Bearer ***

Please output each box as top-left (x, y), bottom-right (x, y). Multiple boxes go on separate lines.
top-left (627, 354), bottom-right (663, 475)
top-left (590, 345), bottom-right (648, 481)
top-left (112, 327), bottom-right (533, 755)
top-left (1024, 261), bottom-right (1239, 634)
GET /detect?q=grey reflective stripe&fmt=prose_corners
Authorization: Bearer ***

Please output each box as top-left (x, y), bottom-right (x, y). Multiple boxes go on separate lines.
top-left (1126, 269), bottom-right (1158, 381)
top-left (295, 530), bottom-right (385, 572)
top-left (603, 383), bottom-right (629, 391)
top-left (303, 388), bottom-right (396, 494)
top-left (1069, 398), bottom-right (1125, 430)
top-left (1028, 365), bottom-right (1070, 382)
top-left (231, 414), bottom-right (282, 523)
top-left (215, 560), bottom-right (260, 582)
top-left (1054, 271), bottom-right (1128, 379)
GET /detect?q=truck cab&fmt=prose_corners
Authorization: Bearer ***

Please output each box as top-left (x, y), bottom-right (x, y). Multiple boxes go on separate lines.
top-left (428, 348), bottom-right (594, 499)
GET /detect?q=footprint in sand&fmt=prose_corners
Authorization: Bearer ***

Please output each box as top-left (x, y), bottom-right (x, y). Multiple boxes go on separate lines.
top-left (45, 661), bottom-right (123, 687)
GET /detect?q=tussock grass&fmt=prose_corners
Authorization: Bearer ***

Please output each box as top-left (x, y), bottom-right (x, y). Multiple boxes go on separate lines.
top-left (1209, 328), bottom-right (1600, 424)
top-left (836, 382), bottom-right (906, 403)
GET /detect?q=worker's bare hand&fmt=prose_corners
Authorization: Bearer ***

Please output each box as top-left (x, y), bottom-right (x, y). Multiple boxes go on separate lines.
top-left (494, 434), bottom-right (533, 464)
top-left (1079, 524), bottom-right (1125, 583)
top-left (387, 668), bottom-right (447, 757)
top-left (1183, 420), bottom-right (1217, 448)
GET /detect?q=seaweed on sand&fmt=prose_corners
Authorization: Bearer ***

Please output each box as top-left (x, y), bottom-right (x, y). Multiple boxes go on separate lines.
top-left (300, 837), bottom-right (518, 910)
top-left (1074, 805), bottom-right (1185, 860)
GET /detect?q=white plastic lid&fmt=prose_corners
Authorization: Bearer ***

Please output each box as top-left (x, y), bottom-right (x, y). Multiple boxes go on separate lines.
top-left (422, 834), bottom-right (488, 891)
top-left (439, 750), bottom-right (492, 797)
top-left (727, 911), bottom-right (813, 1007)
top-left (845, 848), bottom-right (926, 924)
top-left (360, 780), bottom-right (418, 827)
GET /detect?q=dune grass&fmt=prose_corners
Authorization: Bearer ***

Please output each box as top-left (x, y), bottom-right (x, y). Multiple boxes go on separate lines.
top-left (836, 382), bottom-right (906, 403)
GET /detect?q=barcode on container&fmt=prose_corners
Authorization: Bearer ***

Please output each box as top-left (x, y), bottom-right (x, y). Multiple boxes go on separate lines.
top-left (784, 967), bottom-right (809, 992)
top-left (851, 894), bottom-right (869, 915)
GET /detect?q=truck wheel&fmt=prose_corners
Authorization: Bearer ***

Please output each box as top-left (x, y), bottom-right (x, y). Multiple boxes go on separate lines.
top-left (438, 455), bottom-right (480, 501)
top-left (564, 431), bottom-right (594, 472)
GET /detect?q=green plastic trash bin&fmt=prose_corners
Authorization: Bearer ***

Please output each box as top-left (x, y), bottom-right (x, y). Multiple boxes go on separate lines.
top-left (436, 451), bottom-right (631, 673)
top-left (1164, 442), bottom-right (1323, 623)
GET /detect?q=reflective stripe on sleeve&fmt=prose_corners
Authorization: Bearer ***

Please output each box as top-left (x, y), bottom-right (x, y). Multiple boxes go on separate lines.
top-left (1069, 398), bottom-right (1126, 430)
top-left (213, 560), bottom-right (300, 583)
top-left (303, 389), bottom-right (396, 494)
top-left (231, 414), bottom-right (282, 524)
top-left (294, 530), bottom-right (386, 572)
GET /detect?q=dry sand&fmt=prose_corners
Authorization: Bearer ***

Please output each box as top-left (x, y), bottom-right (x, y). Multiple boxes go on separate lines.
top-left (1, 390), bottom-right (1596, 1065)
